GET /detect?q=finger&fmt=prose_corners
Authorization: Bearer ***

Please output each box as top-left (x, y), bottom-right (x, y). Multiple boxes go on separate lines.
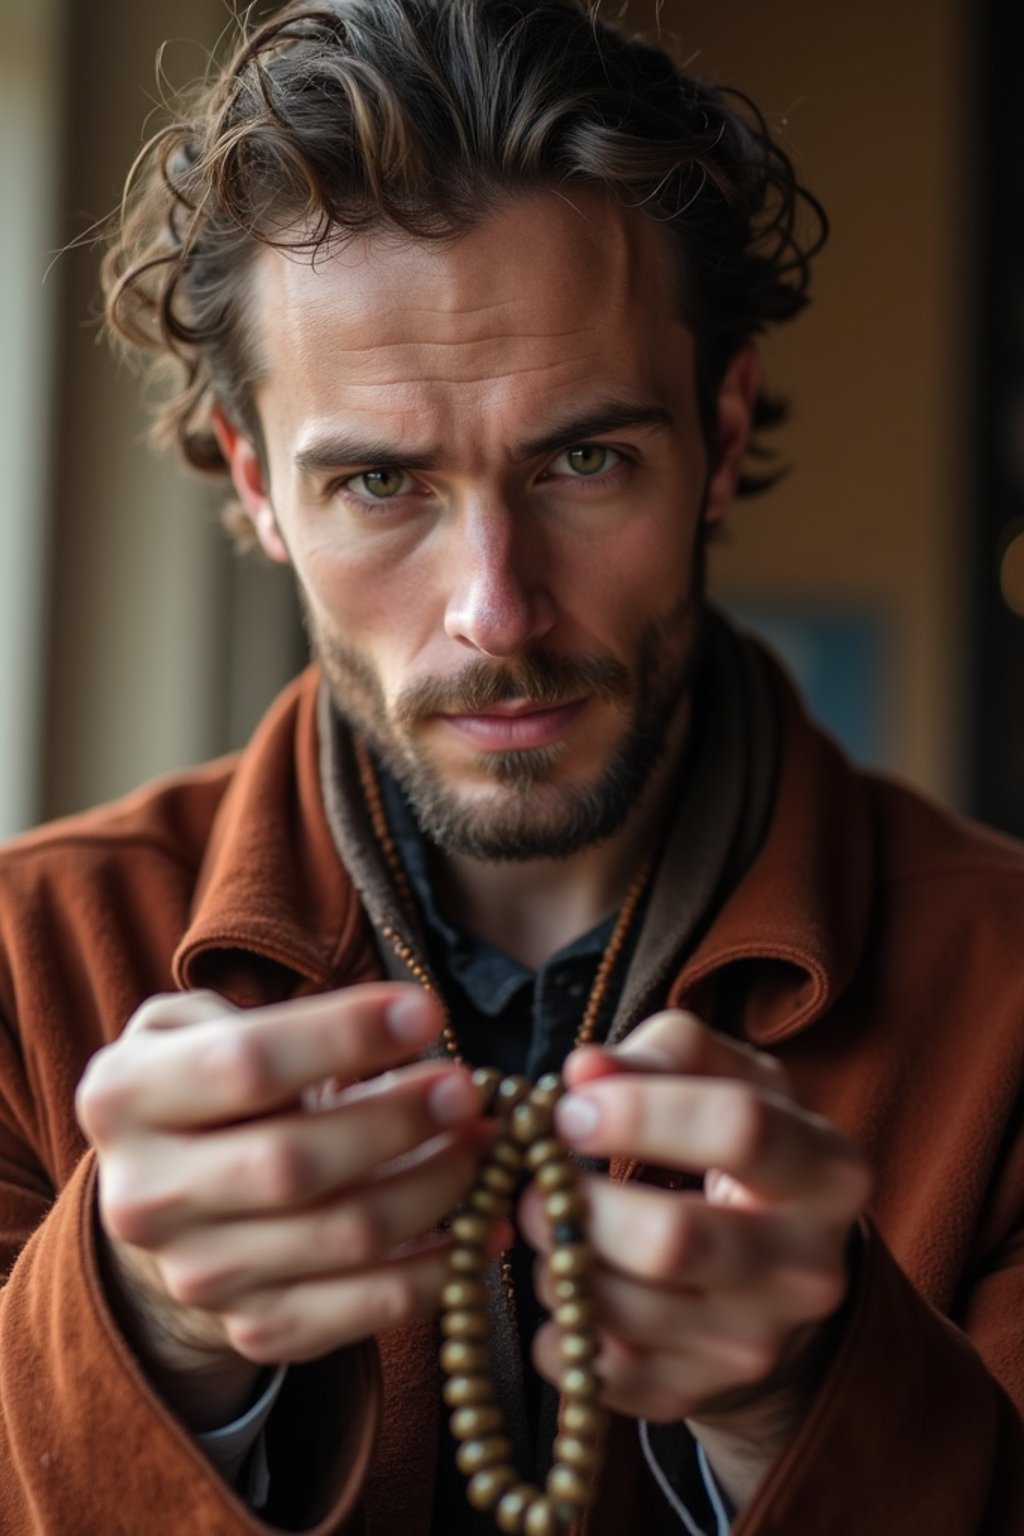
top-left (532, 1324), bottom-right (735, 1424)
top-left (522, 1177), bottom-right (845, 1294)
top-left (221, 1245), bottom-right (455, 1365)
top-left (158, 1137), bottom-right (486, 1308)
top-left (78, 983), bottom-right (446, 1137)
top-left (565, 1011), bottom-right (791, 1096)
top-left (121, 990), bottom-right (242, 1037)
top-left (533, 1248), bottom-right (845, 1350)
top-left (99, 1071), bottom-right (486, 1244)
top-left (553, 1075), bottom-right (869, 1210)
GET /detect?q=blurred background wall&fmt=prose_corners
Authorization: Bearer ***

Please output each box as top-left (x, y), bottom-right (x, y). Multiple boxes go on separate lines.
top-left (2, 0), bottom-right (1021, 839)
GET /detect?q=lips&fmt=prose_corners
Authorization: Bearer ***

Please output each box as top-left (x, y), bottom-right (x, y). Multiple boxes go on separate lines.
top-left (439, 698), bottom-right (587, 750)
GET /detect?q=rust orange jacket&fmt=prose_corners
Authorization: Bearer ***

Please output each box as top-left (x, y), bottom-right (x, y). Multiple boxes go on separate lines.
top-left (0, 664), bottom-right (1023, 1534)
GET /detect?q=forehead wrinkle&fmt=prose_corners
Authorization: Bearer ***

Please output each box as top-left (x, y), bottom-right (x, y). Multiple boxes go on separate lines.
top-left (335, 356), bottom-right (599, 390)
top-left (336, 330), bottom-right (587, 354)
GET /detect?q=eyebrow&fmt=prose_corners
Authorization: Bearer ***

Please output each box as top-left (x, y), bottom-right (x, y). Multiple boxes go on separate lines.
top-left (293, 397), bottom-right (673, 479)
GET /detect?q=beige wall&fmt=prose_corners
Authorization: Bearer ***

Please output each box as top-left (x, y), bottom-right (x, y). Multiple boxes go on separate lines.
top-left (42, 1), bottom-right (306, 821)
top-left (0, 0), bottom-right (64, 838)
top-left (661, 0), bottom-right (967, 803)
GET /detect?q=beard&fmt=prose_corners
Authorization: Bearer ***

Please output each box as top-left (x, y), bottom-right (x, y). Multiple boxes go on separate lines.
top-left (304, 580), bottom-right (705, 862)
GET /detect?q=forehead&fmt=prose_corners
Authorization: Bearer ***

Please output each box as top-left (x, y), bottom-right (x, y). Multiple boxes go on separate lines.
top-left (249, 191), bottom-right (689, 436)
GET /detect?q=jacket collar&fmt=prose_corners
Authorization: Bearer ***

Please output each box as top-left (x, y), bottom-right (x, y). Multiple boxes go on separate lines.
top-left (171, 668), bottom-right (368, 1004)
top-left (670, 654), bottom-right (874, 1043)
top-left (171, 645), bottom-right (873, 1043)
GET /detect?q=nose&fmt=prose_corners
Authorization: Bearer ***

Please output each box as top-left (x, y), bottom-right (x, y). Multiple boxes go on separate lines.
top-left (442, 500), bottom-right (556, 658)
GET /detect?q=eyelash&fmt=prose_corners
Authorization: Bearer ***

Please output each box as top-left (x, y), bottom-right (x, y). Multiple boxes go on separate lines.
top-left (333, 445), bottom-right (630, 509)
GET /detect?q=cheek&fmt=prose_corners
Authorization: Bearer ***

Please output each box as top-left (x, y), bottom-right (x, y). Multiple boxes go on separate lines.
top-left (562, 512), bottom-right (697, 641)
top-left (296, 537), bottom-right (442, 685)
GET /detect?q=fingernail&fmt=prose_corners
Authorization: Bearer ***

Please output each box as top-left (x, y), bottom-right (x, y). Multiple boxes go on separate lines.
top-left (386, 993), bottom-right (437, 1044)
top-left (428, 1073), bottom-right (478, 1125)
top-left (555, 1093), bottom-right (600, 1142)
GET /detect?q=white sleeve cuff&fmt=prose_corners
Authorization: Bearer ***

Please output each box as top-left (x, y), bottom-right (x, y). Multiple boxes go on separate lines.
top-left (196, 1365), bottom-right (288, 1509)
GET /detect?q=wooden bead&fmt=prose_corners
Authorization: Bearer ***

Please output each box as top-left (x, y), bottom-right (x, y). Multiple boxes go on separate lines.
top-left (560, 1399), bottom-right (604, 1437)
top-left (553, 1434), bottom-right (600, 1472)
top-left (491, 1137), bottom-right (524, 1172)
top-left (546, 1463), bottom-right (589, 1506)
top-left (554, 1298), bottom-right (596, 1330)
top-left (559, 1364), bottom-right (599, 1400)
top-left (535, 1158), bottom-right (575, 1194)
top-left (468, 1183), bottom-right (509, 1218)
top-left (551, 1274), bottom-right (590, 1302)
top-left (437, 1067), bottom-right (605, 1531)
top-left (452, 1211), bottom-right (491, 1246)
top-left (544, 1188), bottom-right (585, 1225)
top-left (456, 1435), bottom-right (514, 1476)
top-left (531, 1072), bottom-right (563, 1109)
top-left (441, 1309), bottom-right (489, 1339)
top-left (449, 1244), bottom-right (486, 1274)
top-left (524, 1137), bottom-right (565, 1173)
top-left (443, 1374), bottom-right (495, 1408)
top-left (523, 1495), bottom-right (560, 1535)
top-left (558, 1330), bottom-right (597, 1364)
top-left (467, 1466), bottom-right (519, 1511)
top-left (472, 1066), bottom-right (504, 1114)
top-left (442, 1278), bottom-right (487, 1309)
top-left (450, 1403), bottom-right (504, 1440)
top-left (440, 1339), bottom-right (489, 1374)
top-left (496, 1483), bottom-right (542, 1533)
top-left (509, 1097), bottom-right (554, 1145)
top-left (549, 1244), bottom-right (592, 1281)
top-left (496, 1075), bottom-right (532, 1116)
top-left (481, 1160), bottom-right (518, 1195)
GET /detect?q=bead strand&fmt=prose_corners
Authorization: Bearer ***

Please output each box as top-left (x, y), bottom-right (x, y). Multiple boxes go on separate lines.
top-left (439, 1072), bottom-right (607, 1535)
top-left (354, 739), bottom-right (655, 1533)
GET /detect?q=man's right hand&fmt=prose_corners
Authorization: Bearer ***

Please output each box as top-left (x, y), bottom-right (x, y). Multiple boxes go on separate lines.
top-left (75, 985), bottom-right (486, 1429)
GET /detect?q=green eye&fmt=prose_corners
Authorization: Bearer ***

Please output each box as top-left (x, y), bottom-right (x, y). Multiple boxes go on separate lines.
top-left (349, 467), bottom-right (411, 499)
top-left (553, 445), bottom-right (621, 478)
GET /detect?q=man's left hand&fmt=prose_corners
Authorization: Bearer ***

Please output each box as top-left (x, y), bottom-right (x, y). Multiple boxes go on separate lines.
top-left (519, 1010), bottom-right (872, 1509)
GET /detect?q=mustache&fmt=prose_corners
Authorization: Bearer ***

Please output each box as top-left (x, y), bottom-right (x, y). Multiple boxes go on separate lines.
top-left (393, 651), bottom-right (632, 725)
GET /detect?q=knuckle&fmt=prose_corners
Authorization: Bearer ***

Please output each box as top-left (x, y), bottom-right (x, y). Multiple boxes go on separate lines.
top-left (203, 1028), bottom-right (277, 1105)
top-left (366, 1271), bottom-right (420, 1332)
top-left (226, 1307), bottom-right (294, 1364)
top-left (124, 994), bottom-right (181, 1034)
top-left (99, 1185), bottom-right (164, 1248)
top-left (324, 1204), bottom-right (384, 1268)
top-left (661, 1009), bottom-right (705, 1060)
top-left (162, 1256), bottom-right (238, 1311)
top-left (245, 1134), bottom-right (317, 1207)
top-left (76, 1047), bottom-right (136, 1143)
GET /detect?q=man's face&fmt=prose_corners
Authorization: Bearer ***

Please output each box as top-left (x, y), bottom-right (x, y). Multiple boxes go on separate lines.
top-left (222, 192), bottom-right (754, 860)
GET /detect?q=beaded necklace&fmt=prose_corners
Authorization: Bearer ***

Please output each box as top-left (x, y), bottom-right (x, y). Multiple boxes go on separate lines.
top-left (356, 739), bottom-right (656, 1536)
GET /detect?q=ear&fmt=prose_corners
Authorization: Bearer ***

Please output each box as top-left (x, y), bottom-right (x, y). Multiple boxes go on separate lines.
top-left (702, 343), bottom-right (761, 526)
top-left (212, 407), bottom-right (290, 564)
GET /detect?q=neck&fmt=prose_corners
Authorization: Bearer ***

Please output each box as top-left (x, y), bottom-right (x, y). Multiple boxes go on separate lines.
top-left (432, 702), bottom-right (690, 970)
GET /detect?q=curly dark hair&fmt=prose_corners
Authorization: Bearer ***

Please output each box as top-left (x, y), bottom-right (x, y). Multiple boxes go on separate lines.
top-left (103, 0), bottom-right (826, 534)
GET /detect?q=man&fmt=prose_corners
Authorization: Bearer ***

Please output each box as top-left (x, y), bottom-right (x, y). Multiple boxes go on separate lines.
top-left (1, 1), bottom-right (1022, 1532)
